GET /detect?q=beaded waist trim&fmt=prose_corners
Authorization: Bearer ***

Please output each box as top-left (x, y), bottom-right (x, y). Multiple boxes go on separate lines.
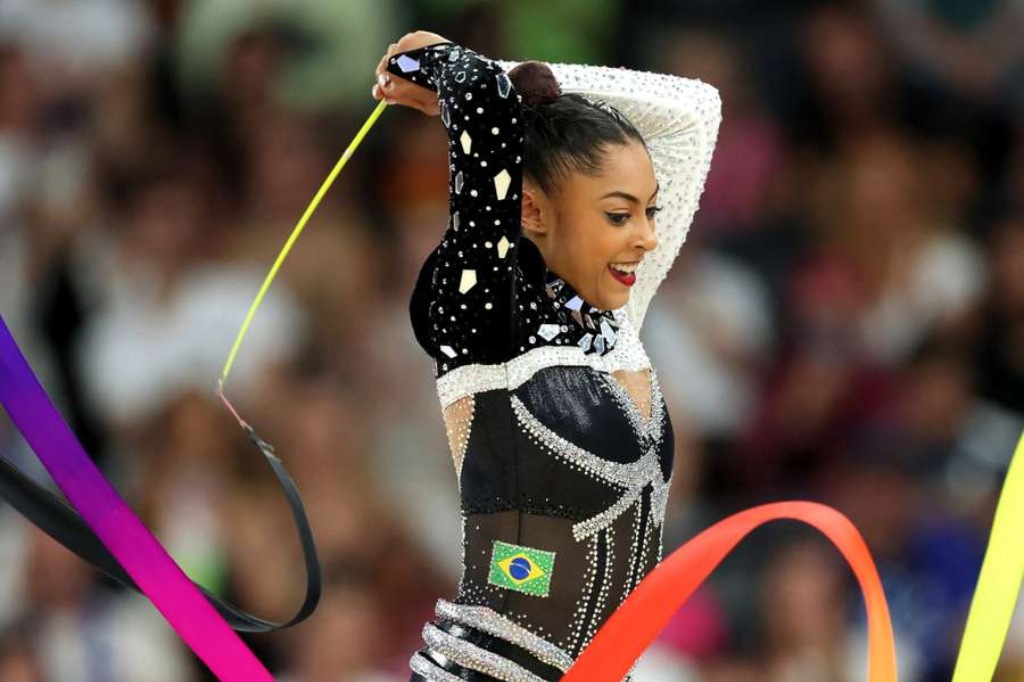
top-left (435, 599), bottom-right (574, 672)
top-left (422, 622), bottom-right (549, 682)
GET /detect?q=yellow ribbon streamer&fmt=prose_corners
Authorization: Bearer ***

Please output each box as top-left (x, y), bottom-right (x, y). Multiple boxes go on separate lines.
top-left (219, 99), bottom-right (388, 391)
top-left (952, 428), bottom-right (1024, 682)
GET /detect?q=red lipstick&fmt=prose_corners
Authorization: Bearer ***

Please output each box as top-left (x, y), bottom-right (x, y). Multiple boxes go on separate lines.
top-left (608, 264), bottom-right (637, 287)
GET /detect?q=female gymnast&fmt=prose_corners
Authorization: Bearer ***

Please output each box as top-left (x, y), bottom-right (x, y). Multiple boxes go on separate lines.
top-left (373, 30), bottom-right (721, 681)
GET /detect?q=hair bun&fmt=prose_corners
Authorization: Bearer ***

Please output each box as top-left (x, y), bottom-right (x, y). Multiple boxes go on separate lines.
top-left (507, 61), bottom-right (561, 108)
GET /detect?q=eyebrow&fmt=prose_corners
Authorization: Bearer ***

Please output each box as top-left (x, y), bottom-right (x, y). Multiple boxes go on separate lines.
top-left (600, 182), bottom-right (660, 204)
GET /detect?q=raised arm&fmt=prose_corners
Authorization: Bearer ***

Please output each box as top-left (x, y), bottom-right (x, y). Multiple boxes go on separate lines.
top-left (496, 58), bottom-right (721, 333)
top-left (386, 43), bottom-right (524, 372)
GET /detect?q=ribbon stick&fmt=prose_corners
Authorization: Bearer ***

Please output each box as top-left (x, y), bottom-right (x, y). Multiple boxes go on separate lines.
top-left (0, 316), bottom-right (273, 681)
top-left (565, 502), bottom-right (897, 682)
top-left (219, 99), bottom-right (388, 395)
top-left (952, 429), bottom-right (1024, 682)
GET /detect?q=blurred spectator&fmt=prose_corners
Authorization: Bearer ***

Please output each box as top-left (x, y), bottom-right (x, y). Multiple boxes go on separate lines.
top-left (646, 246), bottom-right (774, 440)
top-left (278, 584), bottom-right (392, 682)
top-left (803, 131), bottom-right (983, 366)
top-left (18, 528), bottom-right (193, 681)
top-left (77, 158), bottom-right (305, 428)
top-left (874, 0), bottom-right (1024, 112)
top-left (759, 540), bottom-right (852, 679)
top-left (0, 0), bottom-right (153, 88)
top-left (656, 31), bottom-right (788, 240)
top-left (1004, 596), bottom-right (1024, 678)
top-left (227, 112), bottom-right (381, 372)
top-left (0, 43), bottom-right (42, 356)
top-left (0, 630), bottom-right (42, 682)
top-left (174, 0), bottom-right (399, 111)
top-left (970, 213), bottom-right (1024, 413)
top-left (753, 538), bottom-right (922, 681)
top-left (795, 5), bottom-right (905, 148)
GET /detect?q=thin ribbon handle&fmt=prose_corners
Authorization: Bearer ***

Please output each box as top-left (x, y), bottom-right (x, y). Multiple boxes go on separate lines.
top-left (219, 99), bottom-right (389, 389)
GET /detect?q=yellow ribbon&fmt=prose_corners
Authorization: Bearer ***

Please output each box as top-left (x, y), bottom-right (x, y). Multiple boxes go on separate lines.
top-left (952, 428), bottom-right (1024, 681)
top-left (219, 99), bottom-right (388, 392)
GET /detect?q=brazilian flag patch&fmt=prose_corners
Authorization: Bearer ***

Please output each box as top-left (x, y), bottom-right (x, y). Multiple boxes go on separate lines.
top-left (488, 541), bottom-right (556, 597)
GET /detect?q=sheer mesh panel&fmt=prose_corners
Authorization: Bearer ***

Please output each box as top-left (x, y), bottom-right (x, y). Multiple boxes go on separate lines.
top-left (443, 395), bottom-right (475, 476)
top-left (456, 506), bottom-right (663, 662)
top-left (610, 368), bottom-right (653, 425)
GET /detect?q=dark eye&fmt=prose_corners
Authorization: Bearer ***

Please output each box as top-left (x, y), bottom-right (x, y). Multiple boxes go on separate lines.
top-left (605, 212), bottom-right (630, 226)
top-left (646, 205), bottom-right (663, 219)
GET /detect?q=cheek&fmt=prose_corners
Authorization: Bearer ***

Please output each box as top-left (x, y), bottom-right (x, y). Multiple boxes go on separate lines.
top-left (592, 225), bottom-right (629, 264)
top-left (557, 216), bottom-right (595, 261)
top-left (558, 214), bottom-right (622, 279)
top-left (583, 227), bottom-right (616, 273)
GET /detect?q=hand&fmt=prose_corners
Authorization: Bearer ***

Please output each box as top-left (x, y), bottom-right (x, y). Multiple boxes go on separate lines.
top-left (372, 30), bottom-right (451, 116)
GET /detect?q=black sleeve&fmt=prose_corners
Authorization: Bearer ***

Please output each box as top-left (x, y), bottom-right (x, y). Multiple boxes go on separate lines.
top-left (386, 43), bottom-right (524, 375)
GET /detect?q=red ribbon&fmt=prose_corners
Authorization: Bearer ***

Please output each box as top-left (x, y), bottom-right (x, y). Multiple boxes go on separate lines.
top-left (565, 502), bottom-right (897, 681)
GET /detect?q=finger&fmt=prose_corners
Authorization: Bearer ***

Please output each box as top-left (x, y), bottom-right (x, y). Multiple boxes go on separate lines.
top-left (372, 81), bottom-right (395, 103)
top-left (375, 42), bottom-right (398, 77)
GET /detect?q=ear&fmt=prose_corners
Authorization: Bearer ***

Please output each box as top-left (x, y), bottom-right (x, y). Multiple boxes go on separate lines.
top-left (521, 182), bottom-right (548, 238)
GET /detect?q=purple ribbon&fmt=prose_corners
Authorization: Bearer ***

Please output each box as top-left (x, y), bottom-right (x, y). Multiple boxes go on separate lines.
top-left (0, 315), bottom-right (273, 681)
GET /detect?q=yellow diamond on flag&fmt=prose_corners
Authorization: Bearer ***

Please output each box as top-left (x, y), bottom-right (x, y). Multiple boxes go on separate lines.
top-left (497, 553), bottom-right (545, 585)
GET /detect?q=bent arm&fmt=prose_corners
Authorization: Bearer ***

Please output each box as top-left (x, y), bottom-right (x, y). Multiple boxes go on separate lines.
top-left (387, 44), bottom-right (525, 372)
top-left (496, 58), bottom-right (722, 333)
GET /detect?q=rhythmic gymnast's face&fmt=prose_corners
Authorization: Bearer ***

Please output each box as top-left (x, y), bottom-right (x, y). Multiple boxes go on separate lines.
top-left (521, 140), bottom-right (659, 311)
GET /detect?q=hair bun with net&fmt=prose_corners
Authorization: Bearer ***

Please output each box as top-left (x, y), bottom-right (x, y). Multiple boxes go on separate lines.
top-left (507, 61), bottom-right (561, 108)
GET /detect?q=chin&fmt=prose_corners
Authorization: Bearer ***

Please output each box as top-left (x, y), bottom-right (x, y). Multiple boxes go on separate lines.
top-left (597, 291), bottom-right (630, 311)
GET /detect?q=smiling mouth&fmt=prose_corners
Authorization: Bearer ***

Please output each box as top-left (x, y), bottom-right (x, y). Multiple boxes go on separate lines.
top-left (608, 262), bottom-right (639, 286)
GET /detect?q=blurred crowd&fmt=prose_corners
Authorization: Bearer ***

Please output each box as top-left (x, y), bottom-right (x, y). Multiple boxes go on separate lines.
top-left (1, 0), bottom-right (1022, 680)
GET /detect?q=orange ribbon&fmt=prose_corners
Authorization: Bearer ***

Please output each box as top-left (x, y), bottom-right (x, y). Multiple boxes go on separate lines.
top-left (565, 502), bottom-right (897, 681)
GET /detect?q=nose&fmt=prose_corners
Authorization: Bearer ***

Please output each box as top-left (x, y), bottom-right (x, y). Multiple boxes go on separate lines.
top-left (634, 218), bottom-right (657, 253)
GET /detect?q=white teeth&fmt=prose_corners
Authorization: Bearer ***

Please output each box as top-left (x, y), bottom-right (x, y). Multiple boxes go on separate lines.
top-left (610, 262), bottom-right (638, 274)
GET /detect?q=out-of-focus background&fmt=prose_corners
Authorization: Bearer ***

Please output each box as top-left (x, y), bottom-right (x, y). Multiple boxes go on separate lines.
top-left (1, 0), bottom-right (1022, 680)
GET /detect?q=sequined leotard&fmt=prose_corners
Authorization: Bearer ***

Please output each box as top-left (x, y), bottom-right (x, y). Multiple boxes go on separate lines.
top-left (385, 42), bottom-right (721, 682)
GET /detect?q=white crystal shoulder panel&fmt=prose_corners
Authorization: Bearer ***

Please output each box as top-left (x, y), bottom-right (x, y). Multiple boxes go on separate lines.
top-left (436, 310), bottom-right (651, 408)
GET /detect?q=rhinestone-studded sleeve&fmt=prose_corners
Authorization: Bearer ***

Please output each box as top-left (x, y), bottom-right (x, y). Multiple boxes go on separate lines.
top-left (497, 59), bottom-right (721, 333)
top-left (386, 44), bottom-right (524, 375)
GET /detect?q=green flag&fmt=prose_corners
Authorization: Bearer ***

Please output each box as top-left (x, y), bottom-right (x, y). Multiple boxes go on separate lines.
top-left (488, 540), bottom-right (556, 597)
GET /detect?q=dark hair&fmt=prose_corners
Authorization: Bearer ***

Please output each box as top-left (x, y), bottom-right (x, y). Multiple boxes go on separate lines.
top-left (507, 61), bottom-right (647, 196)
